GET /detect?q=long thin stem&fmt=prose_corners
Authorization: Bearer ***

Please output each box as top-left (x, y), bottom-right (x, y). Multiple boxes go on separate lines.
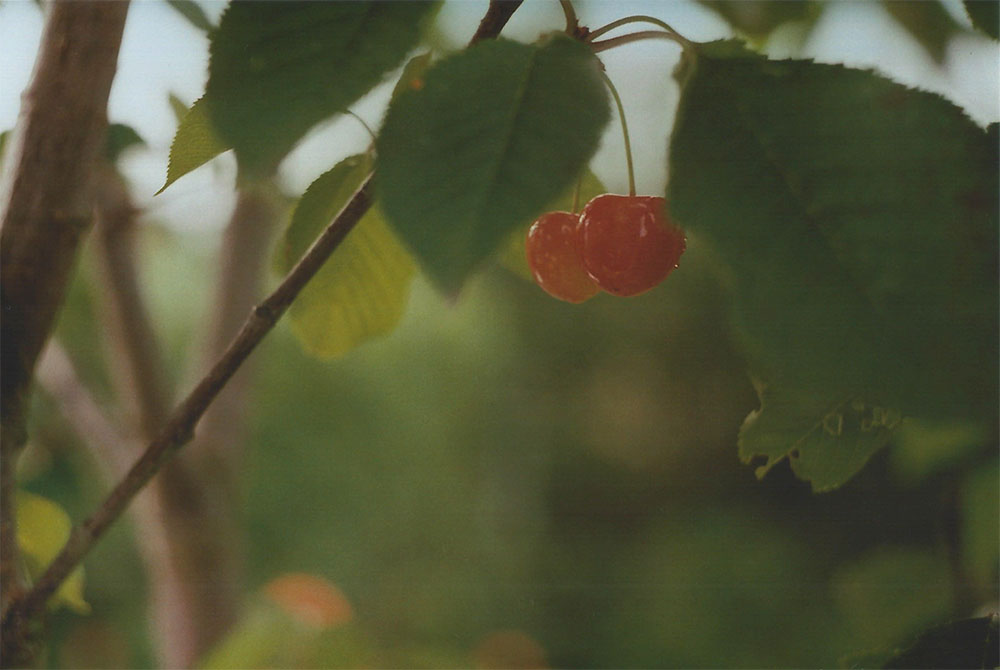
top-left (587, 14), bottom-right (691, 47)
top-left (601, 72), bottom-right (635, 197)
top-left (590, 30), bottom-right (688, 53)
top-left (559, 0), bottom-right (577, 34)
top-left (1, 0), bottom-right (524, 637)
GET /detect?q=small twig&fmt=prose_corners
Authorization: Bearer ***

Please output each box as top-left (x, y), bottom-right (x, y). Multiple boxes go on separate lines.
top-left (2, 0), bottom-right (523, 636)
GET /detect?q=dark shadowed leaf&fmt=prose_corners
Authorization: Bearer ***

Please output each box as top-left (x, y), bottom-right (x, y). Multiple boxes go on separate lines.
top-left (965, 0), bottom-right (999, 39)
top-left (166, 0), bottom-right (214, 33)
top-left (882, 615), bottom-right (999, 669)
top-left (883, 1), bottom-right (963, 64)
top-left (376, 35), bottom-right (609, 293)
top-left (277, 154), bottom-right (415, 360)
top-left (698, 1), bottom-right (823, 40)
top-left (103, 123), bottom-right (145, 164)
top-left (668, 41), bottom-right (997, 490)
top-left (206, 1), bottom-right (437, 177)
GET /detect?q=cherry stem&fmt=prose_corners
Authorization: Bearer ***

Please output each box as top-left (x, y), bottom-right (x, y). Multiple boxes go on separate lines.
top-left (601, 71), bottom-right (635, 197)
top-left (572, 173), bottom-right (582, 213)
top-left (559, 0), bottom-right (578, 34)
top-left (587, 14), bottom-right (692, 48)
top-left (345, 110), bottom-right (376, 145)
top-left (590, 30), bottom-right (688, 53)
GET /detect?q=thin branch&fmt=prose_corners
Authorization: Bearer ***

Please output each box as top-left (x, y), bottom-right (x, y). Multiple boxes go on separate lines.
top-left (93, 166), bottom-right (172, 437)
top-left (470, 0), bottom-right (523, 45)
top-left (2, 0), bottom-right (523, 636)
top-left (37, 342), bottom-right (138, 478)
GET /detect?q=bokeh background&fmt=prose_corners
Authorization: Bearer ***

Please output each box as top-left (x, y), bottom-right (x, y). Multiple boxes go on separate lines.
top-left (2, 1), bottom-right (997, 667)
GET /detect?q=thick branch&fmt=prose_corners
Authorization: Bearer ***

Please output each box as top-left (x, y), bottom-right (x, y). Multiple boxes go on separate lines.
top-left (2, 0), bottom-right (522, 634)
top-left (0, 1), bottom-right (129, 650)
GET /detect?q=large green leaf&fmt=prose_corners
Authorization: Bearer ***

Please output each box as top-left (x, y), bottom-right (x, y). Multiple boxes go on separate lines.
top-left (668, 41), bottom-right (997, 490)
top-left (376, 34), bottom-right (610, 293)
top-left (205, 1), bottom-right (437, 177)
top-left (157, 96), bottom-right (229, 194)
top-left (276, 154), bottom-right (415, 360)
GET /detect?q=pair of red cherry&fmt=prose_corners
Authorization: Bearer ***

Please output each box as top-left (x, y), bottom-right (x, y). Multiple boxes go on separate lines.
top-left (525, 193), bottom-right (686, 302)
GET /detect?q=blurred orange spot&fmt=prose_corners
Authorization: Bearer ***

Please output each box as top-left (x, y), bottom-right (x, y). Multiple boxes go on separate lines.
top-left (472, 629), bottom-right (548, 669)
top-left (263, 573), bottom-right (353, 629)
top-left (410, 78), bottom-right (424, 91)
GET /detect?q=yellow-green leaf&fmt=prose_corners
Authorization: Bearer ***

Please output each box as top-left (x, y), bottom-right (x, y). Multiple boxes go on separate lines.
top-left (157, 96), bottom-right (230, 195)
top-left (16, 491), bottom-right (90, 614)
top-left (499, 168), bottom-right (606, 281)
top-left (278, 154), bottom-right (415, 360)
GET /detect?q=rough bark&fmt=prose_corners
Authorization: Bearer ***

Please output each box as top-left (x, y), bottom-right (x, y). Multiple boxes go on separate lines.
top-left (0, 3), bottom-right (129, 665)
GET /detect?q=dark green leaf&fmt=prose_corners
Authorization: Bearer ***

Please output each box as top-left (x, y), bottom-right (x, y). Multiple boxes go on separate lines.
top-left (698, 1), bottom-right (822, 40)
top-left (157, 96), bottom-right (229, 194)
top-left (965, 0), bottom-right (999, 39)
top-left (883, 1), bottom-right (962, 64)
top-left (277, 154), bottom-right (415, 360)
top-left (166, 0), bottom-right (214, 33)
top-left (961, 461), bottom-right (999, 583)
top-left (206, 1), bottom-right (437, 177)
top-left (104, 123), bottom-right (145, 164)
top-left (668, 41), bottom-right (997, 490)
top-left (882, 615), bottom-right (999, 669)
top-left (376, 35), bottom-right (610, 293)
top-left (740, 386), bottom-right (899, 493)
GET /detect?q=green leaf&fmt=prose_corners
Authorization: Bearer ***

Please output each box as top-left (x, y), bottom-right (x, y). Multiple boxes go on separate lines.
top-left (277, 154), bottom-right (415, 360)
top-left (668, 41), bottom-right (998, 490)
top-left (697, 1), bottom-right (823, 40)
top-left (17, 491), bottom-right (90, 614)
top-left (965, 0), bottom-right (999, 40)
top-left (390, 52), bottom-right (433, 102)
top-left (103, 123), bottom-right (145, 164)
top-left (157, 96), bottom-right (229, 194)
top-left (961, 460), bottom-right (999, 584)
top-left (890, 418), bottom-right (987, 483)
top-left (205, 1), bottom-right (437, 177)
top-left (167, 92), bottom-right (190, 125)
top-left (739, 385), bottom-right (900, 492)
top-left (882, 615), bottom-right (999, 669)
top-left (883, 1), bottom-right (962, 64)
top-left (377, 35), bottom-right (610, 293)
top-left (499, 168), bottom-right (606, 281)
top-left (831, 547), bottom-right (952, 650)
top-left (166, 0), bottom-right (214, 33)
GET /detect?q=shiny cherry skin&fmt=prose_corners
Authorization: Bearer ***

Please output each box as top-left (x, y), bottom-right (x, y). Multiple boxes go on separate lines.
top-left (525, 211), bottom-right (601, 303)
top-left (577, 194), bottom-right (686, 297)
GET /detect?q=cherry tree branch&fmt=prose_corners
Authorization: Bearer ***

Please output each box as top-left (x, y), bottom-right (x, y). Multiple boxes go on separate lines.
top-left (0, 4), bottom-right (129, 662)
top-left (1, 0), bottom-right (522, 639)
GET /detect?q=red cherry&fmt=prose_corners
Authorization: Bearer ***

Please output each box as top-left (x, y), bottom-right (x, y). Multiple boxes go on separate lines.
top-left (578, 194), bottom-right (685, 297)
top-left (525, 211), bottom-right (601, 303)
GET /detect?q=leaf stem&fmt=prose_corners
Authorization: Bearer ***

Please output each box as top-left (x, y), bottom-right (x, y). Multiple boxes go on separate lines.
top-left (590, 30), bottom-right (689, 53)
top-left (601, 72), bottom-right (635, 197)
top-left (587, 14), bottom-right (692, 47)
